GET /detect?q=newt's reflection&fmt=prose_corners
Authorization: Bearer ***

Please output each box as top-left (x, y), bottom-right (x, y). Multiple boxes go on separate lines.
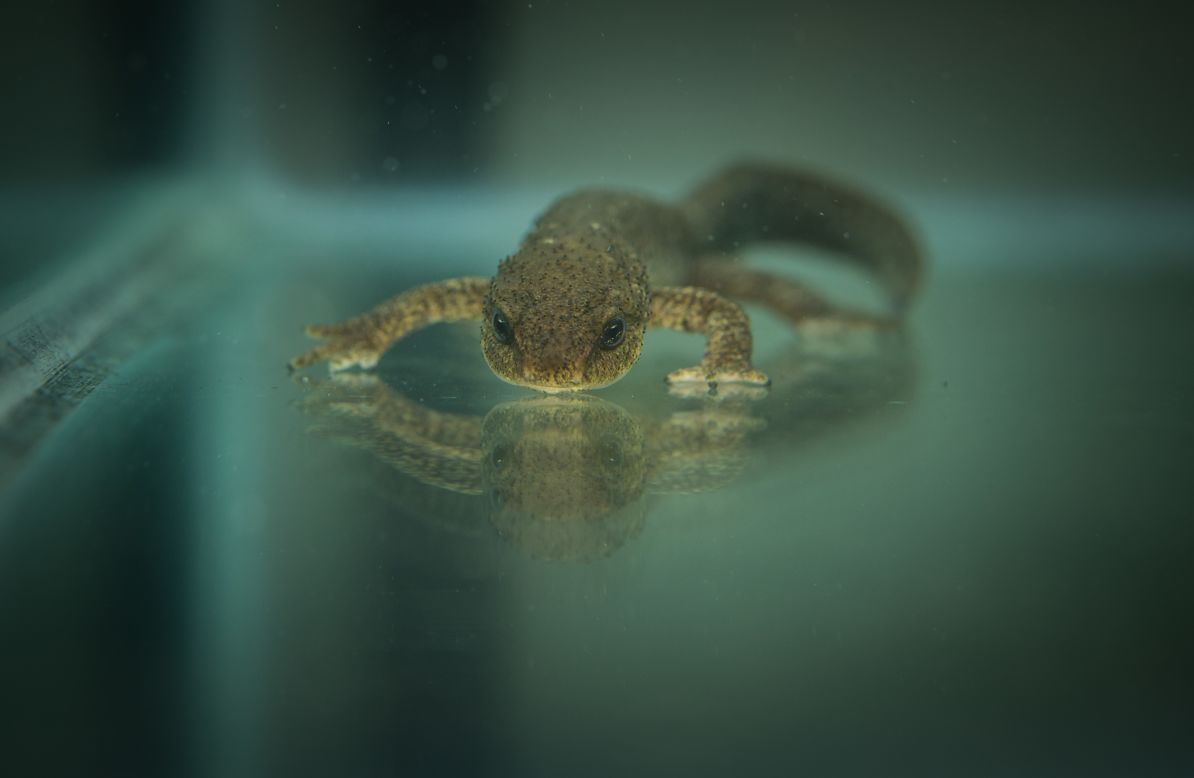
top-left (486, 395), bottom-right (764, 558)
top-left (483, 396), bottom-right (649, 559)
top-left (299, 376), bottom-right (761, 560)
top-left (297, 321), bottom-right (914, 560)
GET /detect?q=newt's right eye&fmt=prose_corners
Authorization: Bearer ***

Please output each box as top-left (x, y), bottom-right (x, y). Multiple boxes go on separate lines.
top-left (491, 309), bottom-right (514, 344)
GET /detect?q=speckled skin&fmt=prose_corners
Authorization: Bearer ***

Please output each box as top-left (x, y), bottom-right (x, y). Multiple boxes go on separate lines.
top-left (290, 163), bottom-right (922, 395)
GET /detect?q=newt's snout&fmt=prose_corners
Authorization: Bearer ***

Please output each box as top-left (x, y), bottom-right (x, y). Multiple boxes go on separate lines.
top-left (518, 343), bottom-right (591, 391)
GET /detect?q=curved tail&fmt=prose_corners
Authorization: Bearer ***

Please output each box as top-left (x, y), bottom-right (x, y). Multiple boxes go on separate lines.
top-left (682, 163), bottom-right (924, 311)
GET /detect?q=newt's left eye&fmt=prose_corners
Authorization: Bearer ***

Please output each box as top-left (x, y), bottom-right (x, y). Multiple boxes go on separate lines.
top-left (599, 315), bottom-right (625, 349)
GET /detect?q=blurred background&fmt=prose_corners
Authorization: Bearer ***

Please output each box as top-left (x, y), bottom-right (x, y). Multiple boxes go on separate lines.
top-left (2, 1), bottom-right (1193, 776)
top-left (5, 0), bottom-right (1192, 190)
top-left (3, 0), bottom-right (1190, 301)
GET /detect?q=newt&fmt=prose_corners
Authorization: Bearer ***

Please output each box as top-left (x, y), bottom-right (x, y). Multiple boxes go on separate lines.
top-left (289, 163), bottom-right (922, 395)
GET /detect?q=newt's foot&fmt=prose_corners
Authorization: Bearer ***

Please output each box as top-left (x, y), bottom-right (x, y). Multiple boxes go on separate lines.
top-left (288, 323), bottom-right (384, 373)
top-left (665, 365), bottom-right (770, 401)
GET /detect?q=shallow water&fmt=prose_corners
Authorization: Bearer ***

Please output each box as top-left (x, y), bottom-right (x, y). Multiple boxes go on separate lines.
top-left (1, 194), bottom-right (1192, 776)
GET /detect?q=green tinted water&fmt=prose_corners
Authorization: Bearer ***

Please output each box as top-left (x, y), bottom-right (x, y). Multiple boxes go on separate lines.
top-left (1, 200), bottom-right (1191, 776)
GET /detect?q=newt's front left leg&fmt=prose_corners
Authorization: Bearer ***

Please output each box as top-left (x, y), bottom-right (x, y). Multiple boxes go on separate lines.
top-left (290, 277), bottom-right (490, 372)
top-left (650, 286), bottom-right (770, 398)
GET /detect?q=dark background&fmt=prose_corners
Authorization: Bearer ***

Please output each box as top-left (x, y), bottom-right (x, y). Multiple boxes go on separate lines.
top-left (2, 0), bottom-right (1192, 192)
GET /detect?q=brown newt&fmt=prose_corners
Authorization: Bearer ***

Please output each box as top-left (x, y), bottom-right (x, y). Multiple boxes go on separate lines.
top-left (289, 163), bottom-right (922, 396)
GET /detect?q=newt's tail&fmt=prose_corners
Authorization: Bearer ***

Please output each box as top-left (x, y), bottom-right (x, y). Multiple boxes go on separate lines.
top-left (682, 163), bottom-right (924, 311)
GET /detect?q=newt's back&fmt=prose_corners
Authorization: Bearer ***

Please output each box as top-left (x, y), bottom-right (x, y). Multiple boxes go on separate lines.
top-left (524, 190), bottom-right (693, 288)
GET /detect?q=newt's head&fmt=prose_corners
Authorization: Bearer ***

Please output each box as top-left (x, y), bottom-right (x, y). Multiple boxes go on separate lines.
top-left (481, 241), bottom-right (649, 392)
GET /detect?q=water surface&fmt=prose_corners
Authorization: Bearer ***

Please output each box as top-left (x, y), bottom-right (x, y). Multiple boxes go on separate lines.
top-left (1, 198), bottom-right (1191, 776)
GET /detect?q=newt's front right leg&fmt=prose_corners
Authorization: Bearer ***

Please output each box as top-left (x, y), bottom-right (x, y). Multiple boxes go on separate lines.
top-left (289, 277), bottom-right (490, 372)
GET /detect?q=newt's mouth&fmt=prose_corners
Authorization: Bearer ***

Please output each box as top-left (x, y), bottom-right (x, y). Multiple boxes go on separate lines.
top-left (495, 371), bottom-right (619, 394)
top-left (518, 363), bottom-right (584, 391)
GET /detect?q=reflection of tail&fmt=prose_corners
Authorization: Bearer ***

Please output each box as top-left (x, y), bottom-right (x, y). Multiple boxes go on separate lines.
top-left (760, 322), bottom-right (918, 450)
top-left (682, 162), bottom-right (924, 311)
